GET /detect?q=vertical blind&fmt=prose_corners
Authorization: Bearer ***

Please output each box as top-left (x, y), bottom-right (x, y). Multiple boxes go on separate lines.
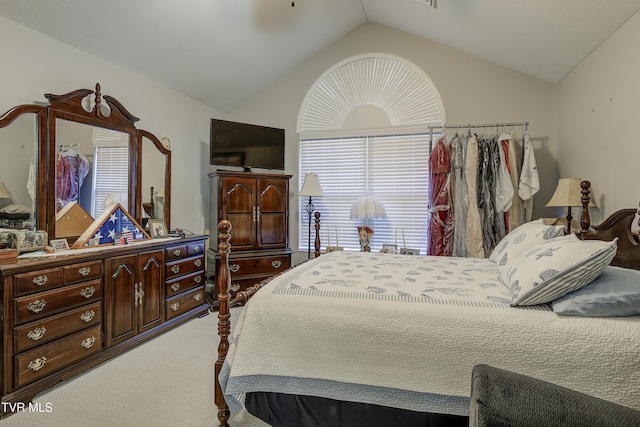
top-left (299, 132), bottom-right (431, 253)
top-left (91, 127), bottom-right (130, 218)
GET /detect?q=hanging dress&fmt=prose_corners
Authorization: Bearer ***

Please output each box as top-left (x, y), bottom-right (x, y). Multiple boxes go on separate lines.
top-left (518, 130), bottom-right (539, 222)
top-left (505, 132), bottom-right (525, 230)
top-left (465, 135), bottom-right (484, 258)
top-left (450, 134), bottom-right (468, 257)
top-left (427, 137), bottom-right (452, 256)
top-left (55, 150), bottom-right (90, 212)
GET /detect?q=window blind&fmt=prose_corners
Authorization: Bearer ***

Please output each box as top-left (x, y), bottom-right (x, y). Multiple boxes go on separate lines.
top-left (299, 132), bottom-right (430, 253)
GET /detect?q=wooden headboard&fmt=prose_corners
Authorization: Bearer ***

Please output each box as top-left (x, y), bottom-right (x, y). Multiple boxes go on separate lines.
top-left (579, 180), bottom-right (640, 270)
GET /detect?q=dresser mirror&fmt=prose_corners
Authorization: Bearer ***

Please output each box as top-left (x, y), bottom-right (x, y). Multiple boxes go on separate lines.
top-left (0, 83), bottom-right (171, 243)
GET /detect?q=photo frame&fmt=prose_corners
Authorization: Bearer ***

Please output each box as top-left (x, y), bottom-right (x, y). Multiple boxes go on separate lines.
top-left (50, 238), bottom-right (70, 252)
top-left (148, 219), bottom-right (168, 238)
top-left (381, 243), bottom-right (398, 254)
top-left (400, 248), bottom-right (420, 255)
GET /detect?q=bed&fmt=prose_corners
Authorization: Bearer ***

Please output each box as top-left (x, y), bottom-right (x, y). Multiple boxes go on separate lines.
top-left (214, 182), bottom-right (640, 427)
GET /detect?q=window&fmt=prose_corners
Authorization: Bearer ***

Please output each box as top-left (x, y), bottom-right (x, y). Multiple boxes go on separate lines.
top-left (91, 128), bottom-right (129, 218)
top-left (299, 133), bottom-right (431, 252)
top-left (297, 54), bottom-right (445, 253)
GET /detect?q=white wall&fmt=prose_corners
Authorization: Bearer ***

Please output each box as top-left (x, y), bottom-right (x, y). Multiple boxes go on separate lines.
top-left (228, 23), bottom-right (557, 264)
top-left (557, 9), bottom-right (640, 224)
top-left (0, 15), bottom-right (221, 235)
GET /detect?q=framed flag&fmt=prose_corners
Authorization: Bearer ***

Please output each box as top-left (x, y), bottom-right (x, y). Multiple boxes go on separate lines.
top-left (71, 203), bottom-right (150, 249)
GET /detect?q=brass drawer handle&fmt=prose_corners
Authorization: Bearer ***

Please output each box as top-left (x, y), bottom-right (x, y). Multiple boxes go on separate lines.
top-left (171, 283), bottom-right (180, 292)
top-left (194, 293), bottom-right (202, 302)
top-left (173, 249), bottom-right (181, 257)
top-left (231, 283), bottom-right (240, 292)
top-left (80, 310), bottom-right (95, 323)
top-left (194, 276), bottom-right (202, 284)
top-left (27, 299), bottom-right (46, 313)
top-left (272, 260), bottom-right (282, 269)
top-left (32, 275), bottom-right (48, 286)
top-left (194, 259), bottom-right (202, 267)
top-left (78, 266), bottom-right (91, 277)
top-left (230, 264), bottom-right (240, 273)
top-left (193, 245), bottom-right (201, 253)
top-left (28, 357), bottom-right (47, 372)
top-left (27, 327), bottom-right (47, 341)
top-left (171, 265), bottom-right (180, 274)
top-left (171, 302), bottom-right (180, 312)
top-left (80, 286), bottom-right (95, 299)
top-left (81, 336), bottom-right (96, 349)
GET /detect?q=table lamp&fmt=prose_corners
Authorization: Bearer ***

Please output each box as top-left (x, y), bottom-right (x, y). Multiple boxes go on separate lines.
top-left (546, 178), bottom-right (596, 234)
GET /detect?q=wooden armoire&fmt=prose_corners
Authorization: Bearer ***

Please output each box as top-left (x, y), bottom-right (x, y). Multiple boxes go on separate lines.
top-left (207, 170), bottom-right (292, 302)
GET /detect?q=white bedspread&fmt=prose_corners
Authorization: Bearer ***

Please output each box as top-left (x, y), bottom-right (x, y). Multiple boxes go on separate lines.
top-left (221, 251), bottom-right (640, 416)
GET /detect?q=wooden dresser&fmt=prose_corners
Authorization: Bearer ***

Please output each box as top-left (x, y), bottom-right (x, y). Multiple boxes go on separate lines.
top-left (207, 170), bottom-right (292, 302)
top-left (0, 236), bottom-right (208, 417)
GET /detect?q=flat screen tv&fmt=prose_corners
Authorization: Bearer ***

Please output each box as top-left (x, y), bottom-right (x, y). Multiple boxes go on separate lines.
top-left (210, 119), bottom-right (285, 170)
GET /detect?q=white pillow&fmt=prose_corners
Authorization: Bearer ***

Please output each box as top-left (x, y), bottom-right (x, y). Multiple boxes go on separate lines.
top-left (500, 234), bottom-right (618, 306)
top-left (490, 219), bottom-right (565, 270)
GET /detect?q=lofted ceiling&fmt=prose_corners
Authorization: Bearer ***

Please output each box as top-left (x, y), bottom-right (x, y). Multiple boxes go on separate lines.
top-left (0, 0), bottom-right (639, 112)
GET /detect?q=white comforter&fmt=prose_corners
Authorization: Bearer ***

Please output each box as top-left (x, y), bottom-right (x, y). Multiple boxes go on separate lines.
top-left (221, 251), bottom-right (640, 416)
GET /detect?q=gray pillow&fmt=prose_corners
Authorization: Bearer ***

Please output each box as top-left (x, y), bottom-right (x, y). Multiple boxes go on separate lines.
top-left (552, 265), bottom-right (640, 317)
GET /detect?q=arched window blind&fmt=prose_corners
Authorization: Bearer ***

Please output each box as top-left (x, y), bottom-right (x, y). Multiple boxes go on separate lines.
top-left (298, 54), bottom-right (445, 253)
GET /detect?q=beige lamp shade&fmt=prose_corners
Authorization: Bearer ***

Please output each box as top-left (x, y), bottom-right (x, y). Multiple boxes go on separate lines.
top-left (298, 173), bottom-right (324, 197)
top-left (546, 178), bottom-right (597, 208)
top-left (0, 183), bottom-right (11, 199)
top-left (350, 196), bottom-right (386, 219)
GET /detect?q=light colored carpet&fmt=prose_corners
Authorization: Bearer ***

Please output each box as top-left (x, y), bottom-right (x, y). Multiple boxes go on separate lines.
top-left (2, 307), bottom-right (269, 427)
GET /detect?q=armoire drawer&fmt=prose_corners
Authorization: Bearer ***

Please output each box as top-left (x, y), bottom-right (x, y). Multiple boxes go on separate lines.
top-left (15, 324), bottom-right (102, 388)
top-left (223, 255), bottom-right (290, 278)
top-left (14, 302), bottom-right (101, 353)
top-left (14, 279), bottom-right (102, 325)
top-left (165, 271), bottom-right (204, 298)
top-left (226, 275), bottom-right (273, 299)
top-left (165, 287), bottom-right (205, 320)
top-left (165, 255), bottom-right (204, 280)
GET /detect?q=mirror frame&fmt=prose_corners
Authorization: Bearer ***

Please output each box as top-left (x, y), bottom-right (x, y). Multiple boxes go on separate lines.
top-left (1, 83), bottom-right (171, 241)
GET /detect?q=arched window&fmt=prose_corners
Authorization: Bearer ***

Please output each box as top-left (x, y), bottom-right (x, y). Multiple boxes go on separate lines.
top-left (298, 54), bottom-right (445, 252)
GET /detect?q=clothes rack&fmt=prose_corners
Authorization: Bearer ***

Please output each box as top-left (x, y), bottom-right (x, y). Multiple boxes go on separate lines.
top-left (428, 122), bottom-right (528, 153)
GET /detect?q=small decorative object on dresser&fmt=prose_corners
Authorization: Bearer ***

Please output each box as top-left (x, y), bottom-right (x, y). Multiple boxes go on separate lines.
top-left (149, 219), bottom-right (167, 238)
top-left (49, 238), bottom-right (69, 252)
top-left (400, 248), bottom-right (420, 255)
top-left (381, 243), bottom-right (398, 254)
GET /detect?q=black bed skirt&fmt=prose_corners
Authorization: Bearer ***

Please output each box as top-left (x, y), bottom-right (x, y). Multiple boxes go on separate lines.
top-left (246, 392), bottom-right (469, 427)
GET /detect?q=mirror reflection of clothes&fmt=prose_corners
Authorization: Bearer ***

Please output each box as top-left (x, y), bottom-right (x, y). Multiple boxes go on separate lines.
top-left (55, 151), bottom-right (90, 212)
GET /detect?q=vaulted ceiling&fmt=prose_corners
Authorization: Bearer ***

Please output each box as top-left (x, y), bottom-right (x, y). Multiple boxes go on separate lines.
top-left (0, 0), bottom-right (639, 112)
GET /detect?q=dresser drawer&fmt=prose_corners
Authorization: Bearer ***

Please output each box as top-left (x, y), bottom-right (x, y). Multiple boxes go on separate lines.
top-left (15, 268), bottom-right (64, 296)
top-left (15, 324), bottom-right (102, 388)
top-left (188, 241), bottom-right (205, 256)
top-left (165, 255), bottom-right (204, 280)
top-left (165, 287), bottom-right (205, 320)
top-left (223, 255), bottom-right (290, 278)
top-left (63, 260), bottom-right (102, 283)
top-left (14, 279), bottom-right (102, 325)
top-left (165, 244), bottom-right (188, 261)
top-left (14, 302), bottom-right (101, 353)
top-left (165, 271), bottom-right (204, 298)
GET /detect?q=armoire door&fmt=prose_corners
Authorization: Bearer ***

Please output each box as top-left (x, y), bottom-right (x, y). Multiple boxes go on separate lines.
top-left (137, 250), bottom-right (164, 333)
top-left (256, 177), bottom-right (288, 249)
top-left (221, 176), bottom-right (256, 251)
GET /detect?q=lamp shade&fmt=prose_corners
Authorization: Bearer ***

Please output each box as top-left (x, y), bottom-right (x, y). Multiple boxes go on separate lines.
top-left (0, 183), bottom-right (11, 199)
top-left (350, 196), bottom-right (386, 219)
top-left (298, 173), bottom-right (324, 197)
top-left (546, 178), bottom-right (597, 208)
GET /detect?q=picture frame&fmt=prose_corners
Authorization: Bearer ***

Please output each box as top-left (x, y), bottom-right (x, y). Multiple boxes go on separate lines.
top-left (380, 243), bottom-right (398, 254)
top-left (148, 219), bottom-right (168, 238)
top-left (50, 238), bottom-right (70, 252)
top-left (400, 248), bottom-right (420, 256)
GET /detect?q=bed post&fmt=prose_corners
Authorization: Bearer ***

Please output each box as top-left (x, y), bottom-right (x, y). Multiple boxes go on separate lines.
top-left (215, 220), bottom-right (231, 427)
top-left (579, 180), bottom-right (591, 238)
top-left (314, 211), bottom-right (321, 258)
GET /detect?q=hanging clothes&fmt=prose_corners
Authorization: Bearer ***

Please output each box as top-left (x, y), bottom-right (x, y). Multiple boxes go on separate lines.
top-left (505, 133), bottom-right (525, 230)
top-left (518, 130), bottom-right (539, 222)
top-left (450, 134), bottom-right (468, 257)
top-left (55, 149), bottom-right (90, 212)
top-left (427, 137), bottom-right (452, 256)
top-left (465, 134), bottom-right (484, 258)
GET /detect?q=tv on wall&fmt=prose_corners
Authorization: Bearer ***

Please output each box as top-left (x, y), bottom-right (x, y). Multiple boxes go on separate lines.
top-left (210, 119), bottom-right (285, 171)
